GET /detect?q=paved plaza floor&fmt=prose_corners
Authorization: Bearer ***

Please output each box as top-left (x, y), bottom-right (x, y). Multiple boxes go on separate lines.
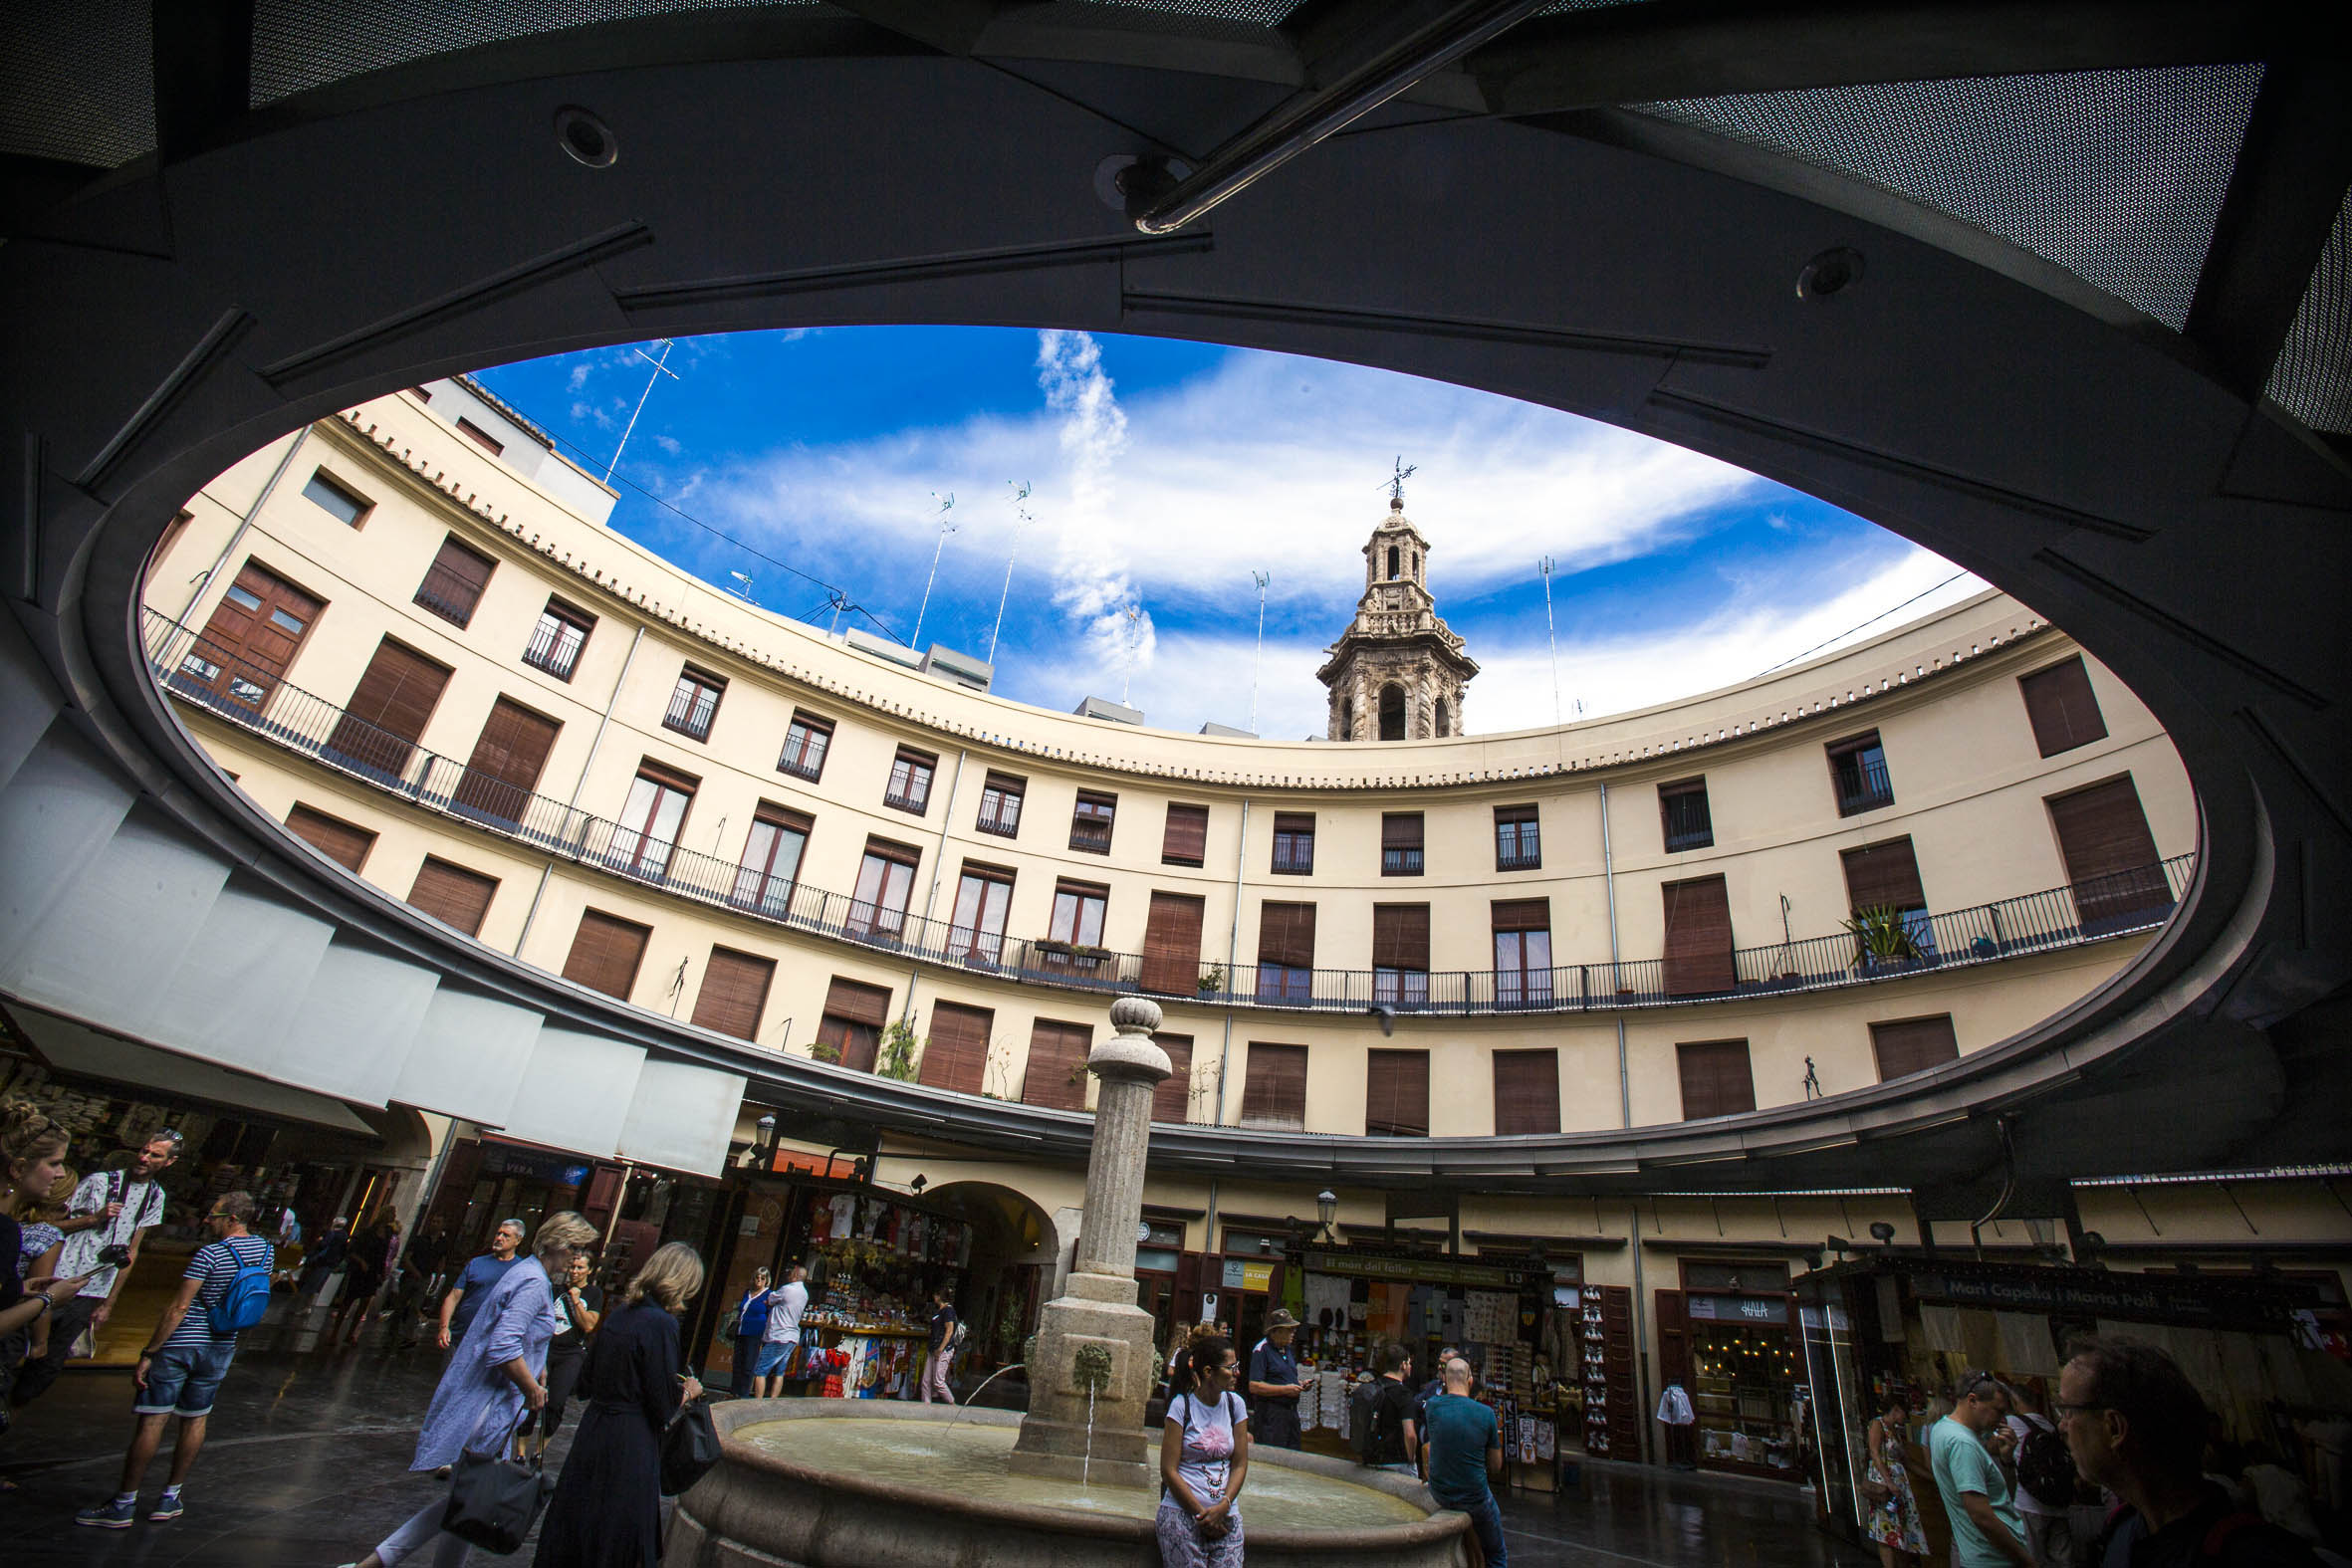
top-left (2, 1346), bottom-right (1877, 1567)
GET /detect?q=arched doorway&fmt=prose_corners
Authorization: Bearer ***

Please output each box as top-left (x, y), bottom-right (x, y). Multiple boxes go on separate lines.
top-left (925, 1180), bottom-right (1058, 1387)
top-left (1379, 683), bottom-right (1406, 741)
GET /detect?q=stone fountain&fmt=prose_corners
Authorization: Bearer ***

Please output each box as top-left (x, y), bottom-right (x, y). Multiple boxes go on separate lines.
top-left (665, 995), bottom-right (1474, 1568)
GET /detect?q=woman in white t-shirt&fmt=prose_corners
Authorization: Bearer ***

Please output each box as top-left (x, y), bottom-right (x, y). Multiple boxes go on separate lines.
top-left (1158, 1333), bottom-right (1252, 1568)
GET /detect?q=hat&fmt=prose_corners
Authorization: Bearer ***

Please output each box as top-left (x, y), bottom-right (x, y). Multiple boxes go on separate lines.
top-left (1265, 1308), bottom-right (1300, 1330)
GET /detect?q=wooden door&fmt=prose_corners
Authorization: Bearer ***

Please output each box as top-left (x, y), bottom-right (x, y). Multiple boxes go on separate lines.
top-left (327, 635), bottom-right (450, 779)
top-left (1655, 1287), bottom-right (1698, 1464)
top-left (453, 696), bottom-right (560, 825)
top-left (181, 560), bottom-right (324, 710)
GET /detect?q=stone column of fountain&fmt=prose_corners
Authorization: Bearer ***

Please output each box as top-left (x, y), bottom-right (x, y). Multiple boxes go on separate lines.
top-left (1007, 994), bottom-right (1170, 1488)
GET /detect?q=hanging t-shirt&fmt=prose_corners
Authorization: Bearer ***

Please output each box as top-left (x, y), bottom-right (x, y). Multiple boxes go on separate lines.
top-left (1166, 1390), bottom-right (1247, 1504)
top-left (829, 1193), bottom-right (857, 1238)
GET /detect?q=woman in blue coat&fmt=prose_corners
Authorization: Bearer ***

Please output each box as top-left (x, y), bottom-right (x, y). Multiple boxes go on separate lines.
top-left (534, 1241), bottom-right (706, 1568)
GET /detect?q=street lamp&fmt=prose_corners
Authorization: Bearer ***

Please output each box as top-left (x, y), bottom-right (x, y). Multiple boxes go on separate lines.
top-left (1315, 1189), bottom-right (1337, 1240)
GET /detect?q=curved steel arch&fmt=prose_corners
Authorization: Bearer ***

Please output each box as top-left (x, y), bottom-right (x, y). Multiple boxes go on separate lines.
top-left (3, 20), bottom-right (2346, 1197)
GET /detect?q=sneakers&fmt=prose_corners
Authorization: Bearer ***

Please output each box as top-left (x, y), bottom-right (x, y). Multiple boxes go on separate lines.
top-left (150, 1490), bottom-right (185, 1521)
top-left (75, 1496), bottom-right (139, 1529)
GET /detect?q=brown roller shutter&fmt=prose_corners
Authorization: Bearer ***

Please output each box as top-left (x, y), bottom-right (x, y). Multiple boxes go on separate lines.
top-left (1365, 1048), bottom-right (1430, 1136)
top-left (1022, 1018), bottom-right (1094, 1111)
top-left (1676, 1039), bottom-right (1756, 1120)
top-left (2047, 775), bottom-right (2169, 929)
top-left (1492, 1050), bottom-right (1561, 1135)
top-left (1840, 837), bottom-right (1927, 912)
top-left (1151, 1032), bottom-right (1196, 1124)
top-left (563, 909), bottom-right (649, 1001)
top-left (1140, 891), bottom-right (1207, 996)
top-left (2018, 656), bottom-right (2107, 758)
top-left (286, 803), bottom-right (374, 871)
top-left (1492, 898), bottom-right (1549, 933)
top-left (1870, 1015), bottom-right (1961, 1081)
top-left (406, 856), bottom-right (497, 936)
top-left (414, 535), bottom-right (496, 626)
top-left (1256, 901), bottom-right (1316, 969)
top-left (823, 978), bottom-right (892, 1028)
top-left (1162, 803), bottom-right (1209, 865)
top-left (1662, 876), bottom-right (1735, 996)
top-left (329, 636), bottom-right (451, 776)
top-left (1372, 904), bottom-right (1431, 969)
top-left (1239, 1042), bottom-right (1307, 1130)
top-left (1381, 813), bottom-right (1423, 849)
top-left (920, 1002), bottom-right (993, 1095)
top-left (691, 946), bottom-right (774, 1041)
top-left (455, 697), bottom-right (560, 822)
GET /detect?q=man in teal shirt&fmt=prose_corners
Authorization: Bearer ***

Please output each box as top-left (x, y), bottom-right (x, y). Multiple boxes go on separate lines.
top-left (1421, 1357), bottom-right (1506, 1568)
top-left (1929, 1371), bottom-right (2032, 1568)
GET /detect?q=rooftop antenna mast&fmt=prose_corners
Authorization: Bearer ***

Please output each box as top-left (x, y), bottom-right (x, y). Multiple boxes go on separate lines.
top-left (604, 338), bottom-right (680, 484)
top-left (910, 491), bottom-right (956, 649)
top-left (1248, 569), bottom-right (1270, 735)
top-left (1538, 556), bottom-right (1562, 724)
top-left (1119, 603), bottom-right (1144, 705)
top-left (989, 481), bottom-right (1032, 665)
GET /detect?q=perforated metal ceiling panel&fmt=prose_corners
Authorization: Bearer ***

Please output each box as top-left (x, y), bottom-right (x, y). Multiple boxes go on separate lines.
top-left (2265, 188), bottom-right (2352, 433)
top-left (1633, 66), bottom-right (2265, 333)
top-left (0, 0), bottom-right (153, 167)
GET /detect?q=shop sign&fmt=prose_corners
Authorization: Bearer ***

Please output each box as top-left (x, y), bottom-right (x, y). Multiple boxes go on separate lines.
top-left (480, 1143), bottom-right (591, 1186)
top-left (1917, 1268), bottom-right (2305, 1328)
top-left (1689, 1293), bottom-right (1786, 1323)
top-left (1221, 1258), bottom-right (1275, 1292)
top-left (1302, 1248), bottom-right (1522, 1289)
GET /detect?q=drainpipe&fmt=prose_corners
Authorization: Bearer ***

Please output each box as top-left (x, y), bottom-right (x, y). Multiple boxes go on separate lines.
top-left (514, 623), bottom-right (645, 959)
top-left (1630, 1199), bottom-right (1654, 1465)
top-left (903, 748), bottom-right (970, 1026)
top-left (174, 427), bottom-right (311, 624)
top-left (1211, 797), bottom-right (1251, 1125)
top-left (1599, 783), bottom-right (1629, 1128)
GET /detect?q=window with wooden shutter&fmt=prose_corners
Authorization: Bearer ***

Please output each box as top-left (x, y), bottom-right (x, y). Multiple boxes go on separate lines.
top-left (1841, 837), bottom-right (1927, 912)
top-left (1870, 1014), bottom-right (1961, 1081)
top-left (286, 803), bottom-right (374, 871)
top-left (691, 946), bottom-right (774, 1041)
top-left (563, 909), bottom-right (650, 1001)
top-left (976, 772), bottom-right (1026, 837)
top-left (1255, 901), bottom-right (1316, 1003)
top-left (178, 559), bottom-right (325, 711)
top-left (1151, 1032), bottom-right (1196, 1124)
top-left (1492, 898), bottom-right (1553, 1008)
top-left (1372, 903), bottom-right (1430, 1007)
top-left (1381, 812), bottom-right (1424, 876)
top-left (523, 597), bottom-right (594, 680)
top-left (1827, 731), bottom-right (1894, 814)
top-left (885, 746), bottom-right (936, 813)
top-left (1021, 1018), bottom-right (1094, 1110)
top-left (2046, 774), bottom-right (2170, 931)
top-left (1365, 1048), bottom-right (1430, 1137)
top-left (1070, 790), bottom-right (1117, 853)
top-left (1659, 778), bottom-right (1713, 852)
top-left (1161, 802), bottom-right (1209, 865)
top-left (1272, 811), bottom-right (1314, 874)
top-left (412, 535), bottom-right (496, 626)
top-left (407, 856), bottom-right (498, 936)
top-left (1239, 1042), bottom-right (1307, 1130)
top-left (1492, 1049), bottom-right (1561, 1135)
top-left (778, 711), bottom-right (833, 780)
top-left (1676, 1038), bottom-right (1756, 1120)
top-left (819, 978), bottom-right (891, 1072)
top-left (1662, 875), bottom-right (1736, 997)
top-left (919, 1002), bottom-right (994, 1095)
top-left (1140, 891), bottom-right (1207, 996)
top-left (731, 803), bottom-right (811, 917)
top-left (327, 636), bottom-right (450, 778)
top-left (663, 666), bottom-right (725, 741)
top-left (2018, 656), bottom-right (2107, 757)
top-left (1494, 803), bottom-right (1540, 870)
top-left (454, 696), bottom-right (561, 825)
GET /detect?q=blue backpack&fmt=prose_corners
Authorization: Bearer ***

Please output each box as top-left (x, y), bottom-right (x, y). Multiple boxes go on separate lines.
top-left (207, 1239), bottom-right (273, 1336)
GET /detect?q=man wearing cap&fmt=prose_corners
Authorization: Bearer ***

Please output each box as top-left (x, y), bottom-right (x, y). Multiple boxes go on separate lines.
top-left (1247, 1308), bottom-right (1305, 1450)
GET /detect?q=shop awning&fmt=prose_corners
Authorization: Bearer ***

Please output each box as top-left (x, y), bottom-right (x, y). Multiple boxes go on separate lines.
top-left (8, 1001), bottom-right (376, 1136)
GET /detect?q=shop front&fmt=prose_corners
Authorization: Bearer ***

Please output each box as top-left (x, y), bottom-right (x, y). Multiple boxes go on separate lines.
top-left (1657, 1259), bottom-right (1810, 1480)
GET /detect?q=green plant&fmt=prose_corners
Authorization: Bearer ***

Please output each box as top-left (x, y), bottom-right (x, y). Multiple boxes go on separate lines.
top-left (877, 1018), bottom-right (920, 1081)
top-left (1197, 963), bottom-right (1225, 994)
top-left (1843, 904), bottom-right (1923, 967)
top-left (807, 1039), bottom-right (841, 1064)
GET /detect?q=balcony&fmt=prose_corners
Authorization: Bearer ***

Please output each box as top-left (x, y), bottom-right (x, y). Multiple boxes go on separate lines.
top-left (1381, 847), bottom-right (1423, 876)
top-left (144, 605), bottom-right (2197, 1024)
top-left (1834, 754), bottom-right (1895, 815)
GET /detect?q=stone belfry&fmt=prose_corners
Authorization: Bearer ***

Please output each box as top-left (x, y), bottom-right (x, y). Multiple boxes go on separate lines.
top-left (1316, 490), bottom-right (1478, 740)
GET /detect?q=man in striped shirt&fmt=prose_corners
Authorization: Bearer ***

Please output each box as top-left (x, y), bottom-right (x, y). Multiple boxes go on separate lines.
top-left (76, 1191), bottom-right (273, 1529)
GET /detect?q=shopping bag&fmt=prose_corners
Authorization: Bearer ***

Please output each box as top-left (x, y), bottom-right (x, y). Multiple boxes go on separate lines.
top-left (659, 1397), bottom-right (722, 1496)
top-left (441, 1414), bottom-right (553, 1553)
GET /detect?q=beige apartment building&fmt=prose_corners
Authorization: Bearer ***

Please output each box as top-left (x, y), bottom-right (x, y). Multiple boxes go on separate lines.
top-left (118, 378), bottom-right (2348, 1473)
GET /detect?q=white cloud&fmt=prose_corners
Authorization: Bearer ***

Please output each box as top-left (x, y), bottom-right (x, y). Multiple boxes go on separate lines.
top-left (1035, 331), bottom-right (1155, 681)
top-left (653, 433), bottom-right (682, 455)
top-left (567, 363), bottom-right (590, 392)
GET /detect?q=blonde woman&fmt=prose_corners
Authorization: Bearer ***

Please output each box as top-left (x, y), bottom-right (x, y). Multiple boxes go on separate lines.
top-left (0, 1105), bottom-right (97, 1427)
top-left (535, 1241), bottom-right (706, 1568)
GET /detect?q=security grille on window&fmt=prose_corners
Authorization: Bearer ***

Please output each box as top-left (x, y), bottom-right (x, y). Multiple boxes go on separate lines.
top-left (976, 772), bottom-right (1026, 836)
top-left (950, 862), bottom-right (1015, 963)
top-left (1827, 731), bottom-right (1894, 814)
top-left (731, 803), bottom-right (810, 917)
top-left (1271, 811), bottom-right (1314, 874)
top-left (1495, 803), bottom-right (1540, 870)
top-left (302, 469), bottom-right (370, 527)
top-left (1491, 899), bottom-right (1552, 1008)
top-left (1381, 812), bottom-right (1424, 876)
top-left (664, 666), bottom-right (726, 741)
top-left (1070, 790), bottom-right (1117, 853)
top-left (778, 710), bottom-right (833, 781)
top-left (850, 838), bottom-right (920, 937)
top-left (523, 596), bottom-right (594, 680)
top-left (1659, 778), bottom-right (1713, 852)
top-left (884, 746), bottom-right (936, 813)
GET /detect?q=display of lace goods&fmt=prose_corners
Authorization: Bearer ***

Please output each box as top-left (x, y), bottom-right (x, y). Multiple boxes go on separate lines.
top-left (1656, 1383), bottom-right (1695, 1426)
top-left (1295, 1370), bottom-right (1320, 1428)
top-left (1303, 1272), bottom-right (1350, 1327)
top-left (1317, 1369), bottom-right (1349, 1431)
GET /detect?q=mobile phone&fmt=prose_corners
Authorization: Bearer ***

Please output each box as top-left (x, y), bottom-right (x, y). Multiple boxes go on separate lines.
top-left (97, 1242), bottom-right (132, 1268)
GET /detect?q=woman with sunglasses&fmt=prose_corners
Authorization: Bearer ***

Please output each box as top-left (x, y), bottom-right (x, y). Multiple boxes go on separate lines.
top-left (1158, 1333), bottom-right (1252, 1568)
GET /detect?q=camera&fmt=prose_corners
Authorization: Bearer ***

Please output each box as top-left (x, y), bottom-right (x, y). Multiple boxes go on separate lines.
top-left (96, 1242), bottom-right (132, 1268)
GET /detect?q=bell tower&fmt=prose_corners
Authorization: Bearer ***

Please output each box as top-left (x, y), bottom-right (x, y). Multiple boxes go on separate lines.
top-left (1315, 494), bottom-right (1478, 741)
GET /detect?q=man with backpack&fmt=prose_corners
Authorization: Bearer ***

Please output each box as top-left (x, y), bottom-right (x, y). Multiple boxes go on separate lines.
top-left (76, 1190), bottom-right (273, 1528)
top-left (1357, 1340), bottom-right (1421, 1476)
top-left (2006, 1383), bottom-right (2084, 1566)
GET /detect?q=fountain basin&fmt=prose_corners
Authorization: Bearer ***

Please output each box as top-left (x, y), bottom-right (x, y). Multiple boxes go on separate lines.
top-left (667, 1400), bottom-right (1476, 1567)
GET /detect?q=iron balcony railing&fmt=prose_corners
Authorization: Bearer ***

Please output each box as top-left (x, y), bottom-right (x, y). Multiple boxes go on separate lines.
top-left (145, 606), bottom-right (2198, 1021)
top-left (1834, 754), bottom-right (1896, 815)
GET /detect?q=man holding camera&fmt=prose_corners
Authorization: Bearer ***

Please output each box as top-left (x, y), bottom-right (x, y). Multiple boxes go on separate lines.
top-left (12, 1129), bottom-right (181, 1408)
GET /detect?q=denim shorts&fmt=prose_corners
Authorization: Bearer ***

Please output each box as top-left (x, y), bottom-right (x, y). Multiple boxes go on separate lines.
top-left (753, 1338), bottom-right (798, 1377)
top-left (136, 1339), bottom-right (239, 1418)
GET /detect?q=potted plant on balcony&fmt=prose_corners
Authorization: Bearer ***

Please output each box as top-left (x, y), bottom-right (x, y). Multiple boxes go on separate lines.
top-left (1843, 904), bottom-right (1924, 972)
top-left (1197, 963), bottom-right (1225, 996)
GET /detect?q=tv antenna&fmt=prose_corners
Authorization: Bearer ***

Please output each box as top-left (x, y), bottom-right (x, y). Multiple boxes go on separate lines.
top-left (1119, 603), bottom-right (1144, 705)
top-left (910, 491), bottom-right (956, 649)
top-left (604, 338), bottom-right (680, 483)
top-left (989, 480), bottom-right (1032, 665)
top-left (726, 570), bottom-right (756, 602)
top-left (1382, 456), bottom-right (1417, 505)
top-left (1248, 570), bottom-right (1270, 735)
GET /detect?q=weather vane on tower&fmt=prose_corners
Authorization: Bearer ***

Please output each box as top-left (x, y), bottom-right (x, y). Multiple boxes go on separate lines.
top-left (1383, 456), bottom-right (1417, 506)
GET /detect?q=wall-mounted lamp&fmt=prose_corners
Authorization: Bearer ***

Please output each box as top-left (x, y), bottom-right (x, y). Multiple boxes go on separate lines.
top-left (1316, 1190), bottom-right (1337, 1240)
top-left (909, 1174), bottom-right (927, 1195)
top-left (1868, 1221), bottom-right (1897, 1244)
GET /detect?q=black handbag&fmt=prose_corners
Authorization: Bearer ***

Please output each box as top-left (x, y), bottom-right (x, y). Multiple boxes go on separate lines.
top-left (659, 1397), bottom-right (722, 1497)
top-left (441, 1415), bottom-right (555, 1553)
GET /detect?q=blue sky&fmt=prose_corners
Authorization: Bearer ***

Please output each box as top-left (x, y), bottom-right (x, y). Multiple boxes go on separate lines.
top-left (473, 328), bottom-right (1983, 740)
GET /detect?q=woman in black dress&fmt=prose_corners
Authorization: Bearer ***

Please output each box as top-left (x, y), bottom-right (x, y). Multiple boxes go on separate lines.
top-left (534, 1241), bottom-right (705, 1568)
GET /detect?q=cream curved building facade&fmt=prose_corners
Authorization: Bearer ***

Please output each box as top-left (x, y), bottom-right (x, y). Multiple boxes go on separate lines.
top-left (120, 379), bottom-right (2346, 1463)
